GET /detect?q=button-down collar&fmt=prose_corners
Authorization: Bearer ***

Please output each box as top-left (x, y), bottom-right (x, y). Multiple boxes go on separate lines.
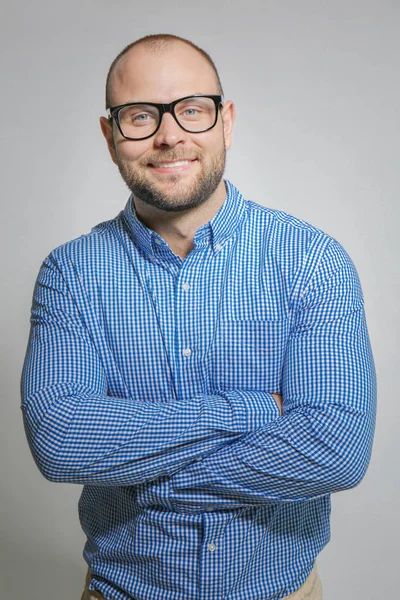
top-left (121, 179), bottom-right (247, 259)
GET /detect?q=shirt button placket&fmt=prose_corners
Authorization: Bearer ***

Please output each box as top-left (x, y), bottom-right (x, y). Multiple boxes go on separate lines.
top-left (175, 264), bottom-right (197, 399)
top-left (199, 513), bottom-right (222, 600)
top-left (180, 275), bottom-right (192, 362)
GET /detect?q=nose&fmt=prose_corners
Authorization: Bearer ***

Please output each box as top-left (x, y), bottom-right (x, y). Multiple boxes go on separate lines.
top-left (153, 112), bottom-right (187, 148)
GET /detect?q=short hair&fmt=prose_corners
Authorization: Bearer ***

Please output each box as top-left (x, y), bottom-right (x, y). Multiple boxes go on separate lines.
top-left (105, 33), bottom-right (224, 109)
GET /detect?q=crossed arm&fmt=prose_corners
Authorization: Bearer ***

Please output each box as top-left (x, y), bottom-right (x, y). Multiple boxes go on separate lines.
top-left (21, 254), bottom-right (281, 486)
top-left (21, 240), bottom-right (376, 504)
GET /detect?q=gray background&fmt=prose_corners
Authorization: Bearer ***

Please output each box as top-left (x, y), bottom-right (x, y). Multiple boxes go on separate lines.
top-left (1, 1), bottom-right (398, 598)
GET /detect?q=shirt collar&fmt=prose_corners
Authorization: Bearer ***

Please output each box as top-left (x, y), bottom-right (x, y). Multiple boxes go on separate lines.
top-left (121, 179), bottom-right (247, 258)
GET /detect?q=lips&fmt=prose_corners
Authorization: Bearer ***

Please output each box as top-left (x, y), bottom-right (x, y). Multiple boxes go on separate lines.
top-left (148, 159), bottom-right (197, 168)
top-left (147, 158), bottom-right (198, 174)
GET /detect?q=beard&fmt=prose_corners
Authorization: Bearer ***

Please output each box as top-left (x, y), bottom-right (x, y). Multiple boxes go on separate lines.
top-left (114, 144), bottom-right (226, 213)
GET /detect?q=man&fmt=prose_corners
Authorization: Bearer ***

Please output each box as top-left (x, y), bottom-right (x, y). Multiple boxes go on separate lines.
top-left (21, 34), bottom-right (376, 600)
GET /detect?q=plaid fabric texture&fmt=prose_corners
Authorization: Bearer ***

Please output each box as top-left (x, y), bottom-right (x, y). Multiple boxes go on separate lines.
top-left (21, 180), bottom-right (376, 600)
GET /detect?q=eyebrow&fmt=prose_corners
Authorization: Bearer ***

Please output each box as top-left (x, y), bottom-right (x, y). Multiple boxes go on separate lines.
top-left (119, 93), bottom-right (214, 104)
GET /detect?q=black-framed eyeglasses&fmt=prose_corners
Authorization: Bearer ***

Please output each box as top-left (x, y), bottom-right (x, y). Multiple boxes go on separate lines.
top-left (107, 95), bottom-right (223, 141)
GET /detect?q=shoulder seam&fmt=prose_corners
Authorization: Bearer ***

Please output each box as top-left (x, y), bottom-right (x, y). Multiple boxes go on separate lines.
top-left (245, 200), bottom-right (330, 238)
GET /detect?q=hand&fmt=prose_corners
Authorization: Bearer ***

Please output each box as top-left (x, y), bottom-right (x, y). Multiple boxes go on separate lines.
top-left (271, 393), bottom-right (283, 415)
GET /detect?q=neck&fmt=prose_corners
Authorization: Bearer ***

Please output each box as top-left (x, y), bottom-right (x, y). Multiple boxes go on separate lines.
top-left (134, 180), bottom-right (227, 258)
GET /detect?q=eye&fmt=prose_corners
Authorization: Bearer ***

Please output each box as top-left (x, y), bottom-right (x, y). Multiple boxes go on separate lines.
top-left (119, 105), bottom-right (158, 127)
top-left (177, 105), bottom-right (205, 121)
top-left (130, 112), bottom-right (152, 123)
top-left (183, 107), bottom-right (200, 116)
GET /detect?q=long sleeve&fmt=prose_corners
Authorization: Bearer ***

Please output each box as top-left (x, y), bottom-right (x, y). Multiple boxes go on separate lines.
top-left (20, 253), bottom-right (280, 486)
top-left (170, 239), bottom-right (377, 506)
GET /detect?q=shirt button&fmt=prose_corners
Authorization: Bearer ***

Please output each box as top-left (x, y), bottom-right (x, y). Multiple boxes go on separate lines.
top-left (182, 282), bottom-right (190, 291)
top-left (208, 542), bottom-right (216, 552)
top-left (206, 505), bottom-right (214, 512)
top-left (154, 238), bottom-right (163, 245)
top-left (183, 348), bottom-right (192, 357)
top-left (215, 243), bottom-right (223, 251)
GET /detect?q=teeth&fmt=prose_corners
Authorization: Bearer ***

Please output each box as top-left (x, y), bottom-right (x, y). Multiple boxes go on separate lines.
top-left (154, 160), bottom-right (191, 168)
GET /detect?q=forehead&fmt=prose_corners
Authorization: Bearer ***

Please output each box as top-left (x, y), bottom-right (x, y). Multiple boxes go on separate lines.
top-left (111, 42), bottom-right (219, 105)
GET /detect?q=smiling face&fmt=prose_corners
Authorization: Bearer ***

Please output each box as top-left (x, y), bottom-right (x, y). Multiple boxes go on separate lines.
top-left (100, 41), bottom-right (235, 213)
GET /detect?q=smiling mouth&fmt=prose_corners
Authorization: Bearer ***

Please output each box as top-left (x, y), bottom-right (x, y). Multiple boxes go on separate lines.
top-left (149, 159), bottom-right (197, 168)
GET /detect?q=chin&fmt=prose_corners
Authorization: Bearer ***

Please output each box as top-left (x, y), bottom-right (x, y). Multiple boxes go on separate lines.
top-left (118, 155), bottom-right (225, 213)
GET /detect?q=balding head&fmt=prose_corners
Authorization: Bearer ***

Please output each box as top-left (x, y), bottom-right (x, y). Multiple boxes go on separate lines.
top-left (105, 34), bottom-right (223, 109)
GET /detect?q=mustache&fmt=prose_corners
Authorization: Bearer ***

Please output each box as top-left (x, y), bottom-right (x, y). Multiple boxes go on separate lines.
top-left (142, 153), bottom-right (199, 165)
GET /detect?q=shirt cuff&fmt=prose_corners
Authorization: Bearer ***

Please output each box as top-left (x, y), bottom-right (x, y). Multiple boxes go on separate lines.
top-left (217, 389), bottom-right (281, 432)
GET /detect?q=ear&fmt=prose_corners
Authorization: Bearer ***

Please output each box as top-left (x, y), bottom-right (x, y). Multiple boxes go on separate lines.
top-left (100, 116), bottom-right (117, 164)
top-left (220, 100), bottom-right (236, 150)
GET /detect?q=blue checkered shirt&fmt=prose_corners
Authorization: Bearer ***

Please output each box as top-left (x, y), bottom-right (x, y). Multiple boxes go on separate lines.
top-left (21, 180), bottom-right (376, 600)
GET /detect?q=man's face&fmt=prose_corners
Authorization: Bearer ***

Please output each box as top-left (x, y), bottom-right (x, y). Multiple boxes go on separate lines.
top-left (100, 43), bottom-right (235, 213)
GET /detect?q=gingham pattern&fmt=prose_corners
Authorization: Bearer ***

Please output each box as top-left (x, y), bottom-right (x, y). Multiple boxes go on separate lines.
top-left (21, 180), bottom-right (376, 600)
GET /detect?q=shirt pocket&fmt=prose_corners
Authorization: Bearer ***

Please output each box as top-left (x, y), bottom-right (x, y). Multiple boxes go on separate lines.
top-left (208, 318), bottom-right (290, 392)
